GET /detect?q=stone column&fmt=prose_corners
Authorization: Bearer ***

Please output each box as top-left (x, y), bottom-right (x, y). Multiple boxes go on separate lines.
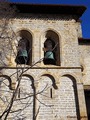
top-left (77, 83), bottom-right (88, 120)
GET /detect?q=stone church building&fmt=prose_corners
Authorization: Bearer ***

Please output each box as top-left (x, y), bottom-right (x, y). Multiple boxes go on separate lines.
top-left (0, 2), bottom-right (90, 120)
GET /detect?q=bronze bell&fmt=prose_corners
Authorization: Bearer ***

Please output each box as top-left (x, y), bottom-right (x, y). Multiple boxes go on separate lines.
top-left (15, 49), bottom-right (28, 64)
top-left (43, 38), bottom-right (56, 65)
top-left (15, 38), bottom-right (29, 64)
top-left (43, 51), bottom-right (55, 65)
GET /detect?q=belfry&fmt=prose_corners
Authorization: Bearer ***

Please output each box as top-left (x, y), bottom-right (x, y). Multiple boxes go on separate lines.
top-left (0, 2), bottom-right (90, 120)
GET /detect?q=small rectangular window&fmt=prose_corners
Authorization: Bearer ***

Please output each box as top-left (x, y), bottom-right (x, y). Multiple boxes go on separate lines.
top-left (50, 88), bottom-right (52, 98)
top-left (18, 88), bottom-right (20, 98)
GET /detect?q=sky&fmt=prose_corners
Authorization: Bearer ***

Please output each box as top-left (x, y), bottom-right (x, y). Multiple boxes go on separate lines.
top-left (9, 0), bottom-right (90, 38)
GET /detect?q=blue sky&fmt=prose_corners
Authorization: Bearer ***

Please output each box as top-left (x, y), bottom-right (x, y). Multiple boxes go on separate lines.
top-left (9, 0), bottom-right (90, 38)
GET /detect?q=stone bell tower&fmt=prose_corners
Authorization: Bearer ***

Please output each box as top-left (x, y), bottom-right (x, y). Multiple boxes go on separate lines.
top-left (0, 2), bottom-right (89, 120)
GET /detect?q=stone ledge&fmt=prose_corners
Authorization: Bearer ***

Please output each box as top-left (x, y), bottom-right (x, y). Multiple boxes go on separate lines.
top-left (0, 66), bottom-right (81, 69)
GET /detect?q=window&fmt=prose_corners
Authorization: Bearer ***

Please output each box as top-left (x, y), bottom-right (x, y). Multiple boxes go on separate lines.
top-left (15, 30), bottom-right (32, 65)
top-left (43, 38), bottom-right (56, 65)
top-left (43, 30), bottom-right (60, 66)
top-left (50, 88), bottom-right (53, 98)
top-left (15, 38), bottom-right (29, 64)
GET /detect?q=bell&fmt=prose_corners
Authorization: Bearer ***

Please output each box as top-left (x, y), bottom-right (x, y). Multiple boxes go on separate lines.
top-left (15, 49), bottom-right (28, 64)
top-left (43, 51), bottom-right (55, 65)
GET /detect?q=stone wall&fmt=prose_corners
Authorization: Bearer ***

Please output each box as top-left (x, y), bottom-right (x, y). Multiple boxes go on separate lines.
top-left (0, 68), bottom-right (81, 120)
top-left (7, 14), bottom-right (81, 67)
top-left (0, 8), bottom-right (88, 120)
top-left (79, 44), bottom-right (90, 85)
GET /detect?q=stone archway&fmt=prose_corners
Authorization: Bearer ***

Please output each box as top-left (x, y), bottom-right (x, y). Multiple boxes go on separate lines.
top-left (61, 74), bottom-right (80, 120)
top-left (37, 74), bottom-right (80, 120)
top-left (0, 75), bottom-right (13, 117)
top-left (15, 30), bottom-right (33, 65)
top-left (41, 29), bottom-right (60, 66)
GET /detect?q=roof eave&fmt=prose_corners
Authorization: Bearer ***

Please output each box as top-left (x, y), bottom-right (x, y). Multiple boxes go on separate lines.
top-left (10, 3), bottom-right (86, 19)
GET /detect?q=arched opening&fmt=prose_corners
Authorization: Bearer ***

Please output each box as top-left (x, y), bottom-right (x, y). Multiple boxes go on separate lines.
top-left (43, 30), bottom-right (60, 66)
top-left (11, 74), bottom-right (35, 119)
top-left (0, 75), bottom-right (12, 90)
top-left (15, 30), bottom-right (32, 65)
top-left (42, 74), bottom-right (58, 89)
top-left (43, 38), bottom-right (56, 65)
top-left (0, 75), bottom-right (13, 117)
top-left (62, 74), bottom-right (80, 119)
top-left (37, 74), bottom-right (58, 119)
